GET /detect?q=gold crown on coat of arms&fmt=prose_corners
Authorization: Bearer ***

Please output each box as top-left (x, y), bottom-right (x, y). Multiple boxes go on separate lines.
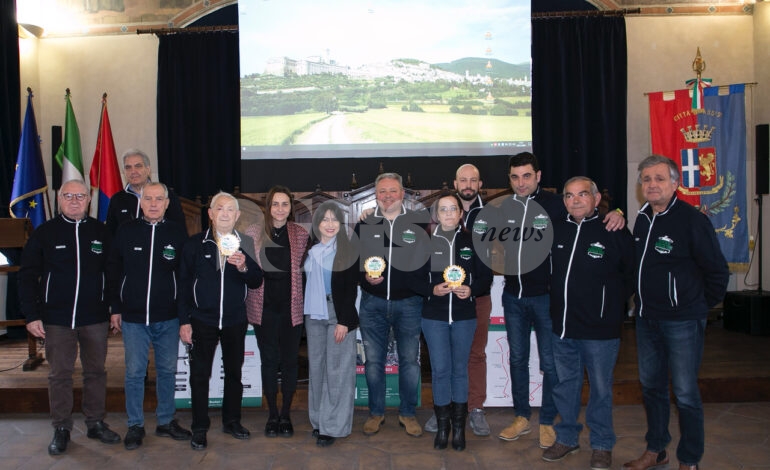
top-left (680, 124), bottom-right (715, 143)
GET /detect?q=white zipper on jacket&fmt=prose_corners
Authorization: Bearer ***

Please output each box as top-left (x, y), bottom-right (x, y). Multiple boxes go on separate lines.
top-left (600, 286), bottom-right (606, 318)
top-left (386, 218), bottom-right (394, 300)
top-left (219, 255), bottom-right (225, 329)
top-left (561, 221), bottom-right (582, 339)
top-left (72, 220), bottom-right (82, 329)
top-left (637, 210), bottom-right (656, 318)
top-left (432, 227), bottom-right (458, 324)
top-left (511, 195), bottom-right (529, 299)
top-left (130, 185), bottom-right (141, 219)
top-left (373, 205), bottom-right (406, 301)
top-left (672, 276), bottom-right (679, 307)
top-left (145, 222), bottom-right (157, 326)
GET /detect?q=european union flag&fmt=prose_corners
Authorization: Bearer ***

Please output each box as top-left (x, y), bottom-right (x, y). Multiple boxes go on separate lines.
top-left (10, 92), bottom-right (48, 228)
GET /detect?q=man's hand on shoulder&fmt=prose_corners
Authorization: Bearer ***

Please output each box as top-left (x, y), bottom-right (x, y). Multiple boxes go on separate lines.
top-left (359, 207), bottom-right (375, 222)
top-left (603, 209), bottom-right (626, 231)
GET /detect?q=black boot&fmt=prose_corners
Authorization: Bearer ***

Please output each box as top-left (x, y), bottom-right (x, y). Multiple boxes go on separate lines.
top-left (451, 402), bottom-right (468, 451)
top-left (48, 427), bottom-right (70, 455)
top-left (433, 404), bottom-right (451, 450)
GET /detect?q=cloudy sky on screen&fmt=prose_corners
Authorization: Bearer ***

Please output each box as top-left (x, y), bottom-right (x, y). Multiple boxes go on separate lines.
top-left (238, 0), bottom-right (531, 77)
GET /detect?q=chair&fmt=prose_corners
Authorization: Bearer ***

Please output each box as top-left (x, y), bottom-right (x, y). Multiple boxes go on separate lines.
top-left (0, 218), bottom-right (44, 371)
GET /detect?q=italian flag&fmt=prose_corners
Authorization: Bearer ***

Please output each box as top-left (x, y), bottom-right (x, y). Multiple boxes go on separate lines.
top-left (54, 90), bottom-right (85, 184)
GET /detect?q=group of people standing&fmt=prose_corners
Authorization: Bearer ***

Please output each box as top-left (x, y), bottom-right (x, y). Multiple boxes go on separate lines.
top-left (18, 148), bottom-right (728, 470)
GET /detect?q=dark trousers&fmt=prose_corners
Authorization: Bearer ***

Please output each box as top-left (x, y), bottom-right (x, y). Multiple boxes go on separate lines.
top-left (189, 318), bottom-right (248, 432)
top-left (254, 306), bottom-right (302, 399)
top-left (45, 322), bottom-right (109, 430)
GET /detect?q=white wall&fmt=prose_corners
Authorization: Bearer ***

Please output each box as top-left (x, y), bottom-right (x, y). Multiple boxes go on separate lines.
top-left (627, 13), bottom-right (769, 290)
top-left (6, 34), bottom-right (159, 328)
top-left (19, 33), bottom-right (160, 187)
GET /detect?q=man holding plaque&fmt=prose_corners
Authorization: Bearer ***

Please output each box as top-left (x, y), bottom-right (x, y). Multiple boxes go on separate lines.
top-left (178, 192), bottom-right (263, 450)
top-left (355, 173), bottom-right (431, 438)
top-left (542, 177), bottom-right (634, 468)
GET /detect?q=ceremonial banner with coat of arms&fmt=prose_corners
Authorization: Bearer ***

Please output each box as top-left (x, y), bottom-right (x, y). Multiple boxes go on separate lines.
top-left (648, 84), bottom-right (749, 270)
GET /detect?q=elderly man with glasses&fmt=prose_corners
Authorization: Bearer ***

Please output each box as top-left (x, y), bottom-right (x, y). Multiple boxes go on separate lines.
top-left (20, 179), bottom-right (120, 455)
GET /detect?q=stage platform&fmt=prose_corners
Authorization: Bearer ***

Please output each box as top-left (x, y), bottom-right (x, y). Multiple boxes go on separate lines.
top-left (0, 319), bottom-right (768, 414)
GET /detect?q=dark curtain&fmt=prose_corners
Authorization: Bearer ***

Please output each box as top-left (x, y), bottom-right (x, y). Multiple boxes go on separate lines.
top-left (1, 0), bottom-right (25, 335)
top-left (1, 0), bottom-right (21, 218)
top-left (532, 15), bottom-right (627, 211)
top-left (156, 31), bottom-right (240, 201)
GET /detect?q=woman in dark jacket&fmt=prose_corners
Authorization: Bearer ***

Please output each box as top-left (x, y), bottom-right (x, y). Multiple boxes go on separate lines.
top-left (419, 192), bottom-right (492, 452)
top-left (303, 201), bottom-right (359, 447)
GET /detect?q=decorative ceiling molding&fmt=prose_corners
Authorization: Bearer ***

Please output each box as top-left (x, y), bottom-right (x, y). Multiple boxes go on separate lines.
top-left (21, 0), bottom-right (759, 38)
top-left (26, 0), bottom-right (237, 38)
top-left (588, 0), bottom-right (756, 15)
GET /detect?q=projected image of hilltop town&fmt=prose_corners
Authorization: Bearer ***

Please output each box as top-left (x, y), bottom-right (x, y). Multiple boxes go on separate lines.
top-left (238, 0), bottom-right (531, 158)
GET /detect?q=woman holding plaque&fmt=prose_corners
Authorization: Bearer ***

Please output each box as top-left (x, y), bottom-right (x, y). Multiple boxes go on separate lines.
top-left (303, 201), bottom-right (359, 447)
top-left (245, 186), bottom-right (308, 438)
top-left (178, 192), bottom-right (263, 450)
top-left (419, 192), bottom-right (492, 452)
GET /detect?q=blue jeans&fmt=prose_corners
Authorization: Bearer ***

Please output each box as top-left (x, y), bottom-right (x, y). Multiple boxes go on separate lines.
top-left (552, 335), bottom-right (619, 450)
top-left (358, 292), bottom-right (422, 416)
top-left (122, 318), bottom-right (180, 427)
top-left (422, 318), bottom-right (476, 406)
top-left (636, 317), bottom-right (706, 466)
top-left (501, 291), bottom-right (557, 424)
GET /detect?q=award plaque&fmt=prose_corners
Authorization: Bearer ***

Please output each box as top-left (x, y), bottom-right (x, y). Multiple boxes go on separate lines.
top-left (218, 233), bottom-right (240, 257)
top-left (443, 265), bottom-right (466, 288)
top-left (364, 256), bottom-right (386, 279)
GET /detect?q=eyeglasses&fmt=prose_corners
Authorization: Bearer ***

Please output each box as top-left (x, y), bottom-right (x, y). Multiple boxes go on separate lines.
top-left (61, 193), bottom-right (88, 201)
top-left (438, 206), bottom-right (459, 213)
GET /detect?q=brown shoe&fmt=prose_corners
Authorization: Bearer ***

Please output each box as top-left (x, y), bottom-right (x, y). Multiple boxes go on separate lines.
top-left (498, 416), bottom-right (531, 441)
top-left (398, 415), bottom-right (423, 437)
top-left (622, 450), bottom-right (669, 470)
top-left (590, 449), bottom-right (612, 470)
top-left (362, 415), bottom-right (385, 436)
top-left (539, 424), bottom-right (556, 449)
top-left (542, 442), bottom-right (580, 462)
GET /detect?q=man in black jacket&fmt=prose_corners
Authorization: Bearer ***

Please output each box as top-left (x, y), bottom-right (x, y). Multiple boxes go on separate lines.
top-left (354, 173), bottom-right (430, 438)
top-left (178, 192), bottom-right (263, 450)
top-left (105, 149), bottom-right (186, 235)
top-left (542, 177), bottom-right (634, 469)
top-left (623, 156), bottom-right (728, 470)
top-left (496, 152), bottom-right (625, 448)
top-left (20, 179), bottom-right (120, 455)
top-left (107, 182), bottom-right (191, 450)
